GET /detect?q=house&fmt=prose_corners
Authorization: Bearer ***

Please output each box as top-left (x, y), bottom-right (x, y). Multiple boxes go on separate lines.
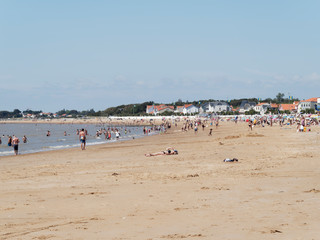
top-left (22, 113), bottom-right (36, 119)
top-left (279, 104), bottom-right (297, 113)
top-left (239, 100), bottom-right (256, 113)
top-left (317, 98), bottom-right (320, 111)
top-left (146, 104), bottom-right (174, 115)
top-left (254, 102), bottom-right (270, 115)
top-left (253, 103), bottom-right (279, 115)
top-left (175, 106), bottom-right (184, 114)
top-left (297, 98), bottom-right (319, 113)
top-left (269, 103), bottom-right (279, 111)
top-left (230, 105), bottom-right (240, 113)
top-left (175, 104), bottom-right (199, 115)
top-left (146, 105), bottom-right (155, 114)
top-left (200, 101), bottom-right (231, 113)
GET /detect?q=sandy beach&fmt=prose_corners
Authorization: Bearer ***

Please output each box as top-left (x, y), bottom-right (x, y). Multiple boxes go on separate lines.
top-left (1, 121), bottom-right (320, 239)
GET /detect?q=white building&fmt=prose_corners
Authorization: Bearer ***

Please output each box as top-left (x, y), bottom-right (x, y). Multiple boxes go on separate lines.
top-left (175, 104), bottom-right (199, 115)
top-left (146, 104), bottom-right (174, 115)
top-left (254, 103), bottom-right (270, 115)
top-left (200, 102), bottom-right (231, 113)
top-left (297, 98), bottom-right (318, 113)
top-left (239, 100), bottom-right (256, 113)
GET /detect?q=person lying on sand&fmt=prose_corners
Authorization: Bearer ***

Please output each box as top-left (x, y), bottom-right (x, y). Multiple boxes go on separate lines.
top-left (223, 158), bottom-right (238, 162)
top-left (145, 147), bottom-right (178, 157)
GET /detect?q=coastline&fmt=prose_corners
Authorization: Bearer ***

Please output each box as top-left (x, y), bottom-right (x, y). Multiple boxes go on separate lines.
top-left (0, 116), bottom-right (182, 126)
top-left (0, 122), bottom-right (157, 157)
top-left (1, 121), bottom-right (320, 239)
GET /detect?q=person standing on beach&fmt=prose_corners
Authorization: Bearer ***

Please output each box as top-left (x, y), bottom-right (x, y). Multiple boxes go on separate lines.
top-left (115, 130), bottom-right (120, 140)
top-left (12, 135), bottom-right (20, 155)
top-left (79, 128), bottom-right (86, 150)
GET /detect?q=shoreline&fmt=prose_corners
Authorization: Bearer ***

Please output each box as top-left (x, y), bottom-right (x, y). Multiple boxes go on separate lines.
top-left (0, 116), bottom-right (180, 126)
top-left (0, 124), bottom-right (159, 158)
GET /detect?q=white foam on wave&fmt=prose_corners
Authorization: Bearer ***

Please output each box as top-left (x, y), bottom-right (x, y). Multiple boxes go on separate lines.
top-left (48, 144), bottom-right (79, 149)
top-left (0, 150), bottom-right (15, 156)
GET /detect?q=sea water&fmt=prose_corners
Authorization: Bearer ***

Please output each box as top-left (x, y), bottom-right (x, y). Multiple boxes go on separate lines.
top-left (0, 123), bottom-right (150, 156)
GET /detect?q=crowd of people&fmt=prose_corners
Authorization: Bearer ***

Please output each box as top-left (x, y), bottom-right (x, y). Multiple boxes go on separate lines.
top-left (2, 114), bottom-right (318, 156)
top-left (244, 115), bottom-right (319, 132)
top-left (0, 135), bottom-right (27, 155)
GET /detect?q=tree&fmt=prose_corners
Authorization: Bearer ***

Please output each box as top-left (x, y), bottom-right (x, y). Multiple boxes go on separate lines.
top-left (305, 108), bottom-right (315, 114)
top-left (176, 99), bottom-right (183, 106)
top-left (12, 109), bottom-right (22, 118)
top-left (245, 109), bottom-right (258, 115)
top-left (276, 93), bottom-right (285, 103)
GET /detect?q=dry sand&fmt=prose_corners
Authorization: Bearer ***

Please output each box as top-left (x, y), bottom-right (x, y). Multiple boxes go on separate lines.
top-left (1, 122), bottom-right (320, 239)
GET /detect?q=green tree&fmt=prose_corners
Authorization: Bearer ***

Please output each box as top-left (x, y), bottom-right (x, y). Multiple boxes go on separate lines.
top-left (245, 109), bottom-right (258, 115)
top-left (175, 99), bottom-right (183, 106)
top-left (276, 93), bottom-right (285, 103)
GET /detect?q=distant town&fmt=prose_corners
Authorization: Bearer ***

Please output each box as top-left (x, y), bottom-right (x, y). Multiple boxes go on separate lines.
top-left (146, 97), bottom-right (319, 116)
top-left (1, 94), bottom-right (319, 119)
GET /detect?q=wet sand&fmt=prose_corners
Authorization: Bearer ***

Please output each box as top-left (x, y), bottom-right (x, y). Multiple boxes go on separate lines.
top-left (1, 122), bottom-right (320, 239)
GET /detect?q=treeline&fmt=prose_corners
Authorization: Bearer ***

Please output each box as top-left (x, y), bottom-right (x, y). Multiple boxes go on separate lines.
top-left (0, 109), bottom-right (22, 118)
top-left (174, 93), bottom-right (299, 108)
top-left (56, 109), bottom-right (97, 117)
top-left (0, 93), bottom-right (301, 118)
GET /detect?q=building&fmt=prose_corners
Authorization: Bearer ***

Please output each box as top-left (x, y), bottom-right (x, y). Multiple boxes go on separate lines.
top-left (253, 103), bottom-right (279, 115)
top-left (230, 105), bottom-right (240, 113)
top-left (297, 98), bottom-right (319, 113)
top-left (200, 101), bottom-right (231, 113)
top-left (269, 103), bottom-right (279, 112)
top-left (239, 100), bottom-right (256, 113)
top-left (279, 104), bottom-right (298, 113)
top-left (146, 104), bottom-right (174, 115)
top-left (254, 103), bottom-right (270, 115)
top-left (175, 104), bottom-right (199, 115)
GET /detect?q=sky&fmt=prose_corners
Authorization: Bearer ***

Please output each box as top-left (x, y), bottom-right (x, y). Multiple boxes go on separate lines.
top-left (1, 0), bottom-right (320, 112)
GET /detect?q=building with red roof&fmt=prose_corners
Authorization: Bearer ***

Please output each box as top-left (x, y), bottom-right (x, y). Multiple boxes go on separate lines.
top-left (146, 104), bottom-right (174, 115)
top-left (279, 104), bottom-right (297, 113)
top-left (175, 104), bottom-right (199, 115)
top-left (297, 97), bottom-right (319, 113)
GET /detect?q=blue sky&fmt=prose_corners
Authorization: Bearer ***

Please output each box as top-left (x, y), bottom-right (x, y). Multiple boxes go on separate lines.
top-left (1, 1), bottom-right (319, 112)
